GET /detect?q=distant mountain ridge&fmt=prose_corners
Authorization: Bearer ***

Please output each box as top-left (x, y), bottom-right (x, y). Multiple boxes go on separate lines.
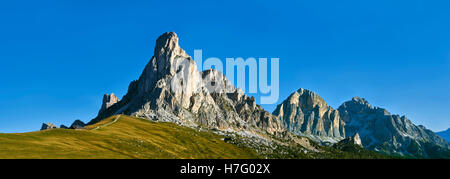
top-left (339, 96), bottom-right (449, 157)
top-left (274, 88), bottom-right (450, 158)
top-left (437, 128), bottom-right (450, 142)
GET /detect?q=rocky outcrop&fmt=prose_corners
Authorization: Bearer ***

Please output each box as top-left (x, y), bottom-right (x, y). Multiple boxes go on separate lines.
top-left (333, 133), bottom-right (365, 152)
top-left (352, 133), bottom-right (362, 146)
top-left (338, 133), bottom-right (362, 147)
top-left (338, 97), bottom-right (450, 156)
top-left (98, 93), bottom-right (119, 115)
top-left (89, 32), bottom-right (284, 136)
top-left (70, 120), bottom-right (86, 129)
top-left (272, 88), bottom-right (345, 142)
top-left (41, 123), bottom-right (58, 130)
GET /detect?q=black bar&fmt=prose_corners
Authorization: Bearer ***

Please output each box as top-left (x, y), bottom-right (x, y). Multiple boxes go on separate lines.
top-left (0, 159), bottom-right (447, 177)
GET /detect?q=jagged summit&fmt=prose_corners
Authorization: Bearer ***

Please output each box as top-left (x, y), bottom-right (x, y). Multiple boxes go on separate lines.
top-left (351, 96), bottom-right (370, 105)
top-left (295, 88), bottom-right (329, 109)
top-left (154, 32), bottom-right (184, 57)
top-left (70, 120), bottom-right (86, 129)
top-left (273, 88), bottom-right (345, 142)
top-left (274, 87), bottom-right (450, 157)
top-left (339, 96), bottom-right (450, 156)
top-left (338, 96), bottom-right (376, 114)
top-left (99, 93), bottom-right (119, 115)
top-left (89, 32), bottom-right (284, 136)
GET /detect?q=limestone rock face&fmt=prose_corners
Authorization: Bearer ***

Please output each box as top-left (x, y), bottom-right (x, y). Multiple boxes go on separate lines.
top-left (333, 133), bottom-right (364, 151)
top-left (272, 88), bottom-right (345, 142)
top-left (89, 32), bottom-right (284, 136)
top-left (352, 133), bottom-right (362, 146)
top-left (338, 97), bottom-right (450, 156)
top-left (40, 123), bottom-right (58, 130)
top-left (98, 93), bottom-right (119, 114)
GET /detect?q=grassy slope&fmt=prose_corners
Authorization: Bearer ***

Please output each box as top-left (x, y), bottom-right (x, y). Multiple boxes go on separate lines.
top-left (0, 115), bottom-right (258, 159)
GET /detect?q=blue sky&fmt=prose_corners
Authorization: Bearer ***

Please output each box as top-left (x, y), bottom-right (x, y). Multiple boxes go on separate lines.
top-left (0, 0), bottom-right (449, 133)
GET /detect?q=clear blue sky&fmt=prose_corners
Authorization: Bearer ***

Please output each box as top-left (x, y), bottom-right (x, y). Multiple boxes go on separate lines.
top-left (1, 0), bottom-right (449, 133)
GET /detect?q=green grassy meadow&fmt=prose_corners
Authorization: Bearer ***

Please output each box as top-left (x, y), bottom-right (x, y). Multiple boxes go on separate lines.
top-left (0, 115), bottom-right (258, 159)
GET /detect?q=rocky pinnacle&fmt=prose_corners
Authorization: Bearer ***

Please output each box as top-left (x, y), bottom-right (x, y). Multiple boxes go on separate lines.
top-left (98, 93), bottom-right (119, 115)
top-left (89, 32), bottom-right (284, 136)
top-left (272, 88), bottom-right (345, 142)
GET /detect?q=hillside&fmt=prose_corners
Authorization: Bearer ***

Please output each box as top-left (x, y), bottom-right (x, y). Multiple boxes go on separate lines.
top-left (1, 115), bottom-right (395, 159)
top-left (0, 115), bottom-right (258, 159)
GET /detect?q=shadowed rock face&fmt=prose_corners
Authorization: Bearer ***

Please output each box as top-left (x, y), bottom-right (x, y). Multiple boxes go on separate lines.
top-left (41, 123), bottom-right (58, 130)
top-left (338, 97), bottom-right (450, 156)
top-left (89, 32), bottom-right (284, 136)
top-left (70, 120), bottom-right (86, 129)
top-left (273, 89), bottom-right (450, 157)
top-left (273, 88), bottom-right (345, 142)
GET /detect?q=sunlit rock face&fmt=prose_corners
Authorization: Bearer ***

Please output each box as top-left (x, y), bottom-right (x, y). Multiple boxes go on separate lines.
top-left (98, 93), bottom-right (119, 115)
top-left (273, 88), bottom-right (345, 143)
top-left (89, 32), bottom-right (284, 136)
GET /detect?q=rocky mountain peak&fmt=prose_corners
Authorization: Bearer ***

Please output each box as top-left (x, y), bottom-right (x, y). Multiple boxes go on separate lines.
top-left (153, 32), bottom-right (188, 63)
top-left (273, 88), bottom-right (345, 142)
top-left (338, 97), bottom-right (374, 114)
top-left (351, 96), bottom-right (370, 106)
top-left (290, 88), bottom-right (328, 110)
top-left (89, 32), bottom-right (284, 136)
top-left (98, 93), bottom-right (119, 115)
top-left (339, 96), bottom-right (450, 156)
top-left (70, 120), bottom-right (86, 129)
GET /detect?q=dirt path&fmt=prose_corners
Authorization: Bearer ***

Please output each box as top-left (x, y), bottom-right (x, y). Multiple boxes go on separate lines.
top-left (93, 115), bottom-right (121, 130)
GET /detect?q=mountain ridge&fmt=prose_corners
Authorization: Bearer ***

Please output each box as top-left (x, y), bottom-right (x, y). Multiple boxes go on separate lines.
top-left (39, 32), bottom-right (449, 159)
top-left (275, 88), bottom-right (450, 157)
top-left (88, 32), bottom-right (285, 138)
top-left (436, 128), bottom-right (450, 142)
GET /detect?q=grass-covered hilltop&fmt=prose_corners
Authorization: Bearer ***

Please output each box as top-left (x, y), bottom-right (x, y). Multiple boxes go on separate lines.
top-left (0, 115), bottom-right (257, 159)
top-left (0, 115), bottom-right (393, 159)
